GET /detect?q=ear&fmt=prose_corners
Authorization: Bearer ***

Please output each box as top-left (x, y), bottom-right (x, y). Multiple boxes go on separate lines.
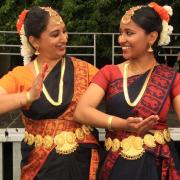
top-left (28, 36), bottom-right (39, 49)
top-left (148, 31), bottom-right (158, 45)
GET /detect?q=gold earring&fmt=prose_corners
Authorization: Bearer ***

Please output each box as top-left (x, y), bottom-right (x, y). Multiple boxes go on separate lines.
top-left (35, 47), bottom-right (40, 55)
top-left (147, 44), bottom-right (153, 52)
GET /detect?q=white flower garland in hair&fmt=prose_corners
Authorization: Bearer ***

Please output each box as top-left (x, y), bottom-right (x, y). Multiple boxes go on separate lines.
top-left (20, 25), bottom-right (35, 65)
top-left (158, 5), bottom-right (173, 46)
top-left (158, 21), bottom-right (173, 46)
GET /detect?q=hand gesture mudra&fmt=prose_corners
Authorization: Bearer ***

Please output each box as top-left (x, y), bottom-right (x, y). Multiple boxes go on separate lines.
top-left (28, 63), bottom-right (48, 102)
top-left (125, 115), bottom-right (159, 134)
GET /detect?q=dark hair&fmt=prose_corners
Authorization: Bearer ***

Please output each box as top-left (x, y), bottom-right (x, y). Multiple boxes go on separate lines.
top-left (132, 6), bottom-right (162, 48)
top-left (23, 7), bottom-right (57, 61)
top-left (24, 7), bottom-right (50, 39)
top-left (131, 6), bottom-right (163, 62)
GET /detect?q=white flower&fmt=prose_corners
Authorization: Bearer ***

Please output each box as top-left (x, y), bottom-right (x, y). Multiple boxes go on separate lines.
top-left (165, 35), bottom-right (170, 45)
top-left (20, 25), bottom-right (35, 65)
top-left (168, 25), bottom-right (173, 34)
top-left (158, 20), bottom-right (173, 46)
top-left (163, 5), bottom-right (173, 16)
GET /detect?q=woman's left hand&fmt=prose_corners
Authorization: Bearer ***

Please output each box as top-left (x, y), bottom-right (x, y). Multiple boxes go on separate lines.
top-left (28, 63), bottom-right (48, 102)
top-left (137, 115), bottom-right (159, 135)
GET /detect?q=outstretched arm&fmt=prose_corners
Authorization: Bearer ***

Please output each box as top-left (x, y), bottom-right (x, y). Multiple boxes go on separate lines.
top-left (0, 87), bottom-right (28, 114)
top-left (74, 83), bottom-right (158, 133)
top-left (0, 63), bottom-right (48, 115)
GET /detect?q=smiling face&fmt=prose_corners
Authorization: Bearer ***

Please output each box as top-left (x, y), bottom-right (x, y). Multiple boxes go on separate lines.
top-left (34, 16), bottom-right (68, 60)
top-left (118, 20), bottom-right (151, 60)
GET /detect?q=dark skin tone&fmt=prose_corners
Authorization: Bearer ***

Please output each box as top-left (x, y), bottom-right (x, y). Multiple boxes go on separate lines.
top-left (74, 19), bottom-right (161, 134)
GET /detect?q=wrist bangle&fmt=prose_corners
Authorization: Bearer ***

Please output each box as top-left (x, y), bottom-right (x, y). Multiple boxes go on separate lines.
top-left (26, 92), bottom-right (32, 104)
top-left (107, 116), bottom-right (113, 131)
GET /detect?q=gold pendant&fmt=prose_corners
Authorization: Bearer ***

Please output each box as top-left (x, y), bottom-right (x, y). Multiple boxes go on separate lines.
top-left (163, 129), bottom-right (171, 142)
top-left (43, 135), bottom-right (53, 149)
top-left (154, 131), bottom-right (165, 144)
top-left (104, 137), bottom-right (113, 151)
top-left (111, 138), bottom-right (121, 152)
top-left (54, 132), bottom-right (78, 154)
top-left (121, 136), bottom-right (144, 160)
top-left (75, 128), bottom-right (85, 141)
top-left (27, 134), bottom-right (35, 146)
top-left (82, 125), bottom-right (91, 135)
top-left (143, 134), bottom-right (156, 148)
top-left (34, 134), bottom-right (43, 148)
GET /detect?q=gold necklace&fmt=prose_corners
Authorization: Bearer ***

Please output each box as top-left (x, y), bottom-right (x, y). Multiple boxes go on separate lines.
top-left (34, 58), bottom-right (65, 106)
top-left (123, 63), bottom-right (155, 107)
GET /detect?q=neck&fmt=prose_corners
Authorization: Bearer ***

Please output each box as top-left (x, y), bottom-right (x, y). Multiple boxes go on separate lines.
top-left (127, 54), bottom-right (156, 75)
top-left (36, 55), bottom-right (64, 72)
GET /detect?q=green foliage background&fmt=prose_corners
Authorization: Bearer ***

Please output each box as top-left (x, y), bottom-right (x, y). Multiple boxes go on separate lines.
top-left (0, 0), bottom-right (179, 67)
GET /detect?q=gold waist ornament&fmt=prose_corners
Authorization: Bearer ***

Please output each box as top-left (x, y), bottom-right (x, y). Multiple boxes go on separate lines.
top-left (24, 125), bottom-right (92, 154)
top-left (104, 129), bottom-right (171, 160)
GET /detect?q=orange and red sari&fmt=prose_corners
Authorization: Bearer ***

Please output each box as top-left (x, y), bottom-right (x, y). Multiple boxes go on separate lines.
top-left (0, 56), bottom-right (99, 180)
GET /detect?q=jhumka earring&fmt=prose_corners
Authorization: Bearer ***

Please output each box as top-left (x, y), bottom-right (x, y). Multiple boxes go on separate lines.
top-left (147, 44), bottom-right (153, 52)
top-left (35, 47), bottom-right (40, 55)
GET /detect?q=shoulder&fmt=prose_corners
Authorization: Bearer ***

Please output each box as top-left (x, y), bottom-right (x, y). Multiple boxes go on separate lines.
top-left (70, 56), bottom-right (89, 67)
top-left (12, 65), bottom-right (29, 73)
top-left (158, 64), bottom-right (176, 72)
top-left (70, 56), bottom-right (98, 71)
top-left (0, 65), bottom-right (33, 93)
top-left (99, 64), bottom-right (122, 79)
top-left (70, 56), bottom-right (87, 64)
top-left (91, 64), bottom-right (122, 85)
top-left (100, 64), bottom-right (118, 72)
top-left (174, 72), bottom-right (180, 83)
top-left (11, 65), bottom-right (33, 78)
top-left (171, 72), bottom-right (180, 98)
top-left (156, 64), bottom-right (180, 96)
top-left (70, 56), bottom-right (92, 66)
top-left (155, 64), bottom-right (177, 79)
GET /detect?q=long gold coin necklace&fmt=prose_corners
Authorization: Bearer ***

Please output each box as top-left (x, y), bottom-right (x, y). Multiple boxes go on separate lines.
top-left (123, 62), bottom-right (155, 107)
top-left (34, 58), bottom-right (65, 106)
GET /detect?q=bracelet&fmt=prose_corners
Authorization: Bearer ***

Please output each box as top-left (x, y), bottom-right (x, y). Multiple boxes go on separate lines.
top-left (26, 92), bottom-right (32, 104)
top-left (107, 116), bottom-right (113, 131)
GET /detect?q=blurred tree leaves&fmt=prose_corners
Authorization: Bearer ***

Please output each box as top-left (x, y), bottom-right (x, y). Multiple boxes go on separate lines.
top-left (0, 0), bottom-right (179, 67)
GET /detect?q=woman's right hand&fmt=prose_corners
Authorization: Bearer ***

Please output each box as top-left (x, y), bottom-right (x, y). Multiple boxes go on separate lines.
top-left (124, 115), bottom-right (159, 134)
top-left (28, 63), bottom-right (48, 102)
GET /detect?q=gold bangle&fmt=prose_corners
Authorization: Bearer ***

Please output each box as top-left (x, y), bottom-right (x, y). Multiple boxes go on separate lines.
top-left (26, 92), bottom-right (32, 104)
top-left (107, 116), bottom-right (113, 131)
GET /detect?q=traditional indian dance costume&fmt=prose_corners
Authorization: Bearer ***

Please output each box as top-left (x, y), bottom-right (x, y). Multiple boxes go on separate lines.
top-left (0, 56), bottom-right (99, 180)
top-left (92, 64), bottom-right (180, 180)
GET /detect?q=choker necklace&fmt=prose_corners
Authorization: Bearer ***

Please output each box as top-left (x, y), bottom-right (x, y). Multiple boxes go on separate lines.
top-left (34, 58), bottom-right (66, 106)
top-left (123, 62), bottom-right (155, 107)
